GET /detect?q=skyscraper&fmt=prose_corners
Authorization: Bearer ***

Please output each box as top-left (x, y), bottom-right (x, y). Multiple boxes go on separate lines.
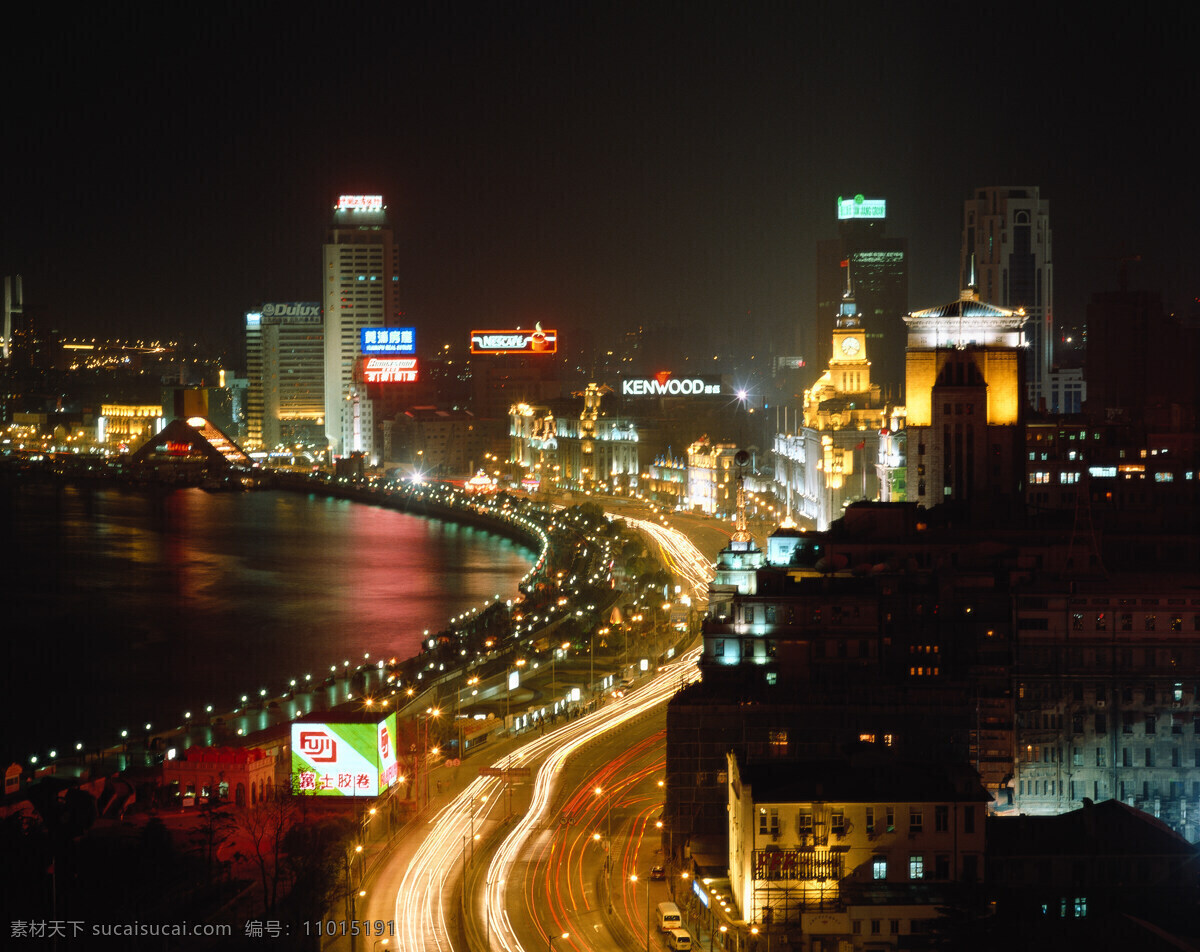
top-left (814, 195), bottom-right (908, 401)
top-left (245, 302), bottom-right (324, 450)
top-left (960, 186), bottom-right (1053, 408)
top-left (3, 275), bottom-right (22, 362)
top-left (323, 195), bottom-right (402, 456)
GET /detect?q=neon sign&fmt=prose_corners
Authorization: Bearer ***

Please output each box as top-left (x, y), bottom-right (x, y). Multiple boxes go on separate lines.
top-left (362, 327), bottom-right (416, 354)
top-left (337, 195), bottom-right (384, 212)
top-left (470, 323), bottom-right (557, 355)
top-left (620, 374), bottom-right (723, 396)
top-left (363, 357), bottom-right (418, 383)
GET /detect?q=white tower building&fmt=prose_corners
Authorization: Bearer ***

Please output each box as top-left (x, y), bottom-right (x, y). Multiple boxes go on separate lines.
top-left (322, 195), bottom-right (401, 456)
top-left (245, 303), bottom-right (325, 450)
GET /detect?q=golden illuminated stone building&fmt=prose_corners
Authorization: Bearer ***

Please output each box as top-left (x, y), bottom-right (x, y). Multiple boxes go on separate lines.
top-left (98, 403), bottom-right (164, 453)
top-left (904, 289), bottom-right (1027, 511)
top-left (773, 286), bottom-right (896, 529)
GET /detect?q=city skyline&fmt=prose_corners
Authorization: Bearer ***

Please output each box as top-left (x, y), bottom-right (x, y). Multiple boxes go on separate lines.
top-left (2, 5), bottom-right (1197, 354)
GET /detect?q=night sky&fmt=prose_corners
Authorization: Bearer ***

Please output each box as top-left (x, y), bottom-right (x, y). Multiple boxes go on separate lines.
top-left (3, 3), bottom-right (1197, 359)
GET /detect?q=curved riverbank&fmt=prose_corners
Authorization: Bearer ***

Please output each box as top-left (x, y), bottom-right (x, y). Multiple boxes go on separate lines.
top-left (0, 478), bottom-right (543, 770)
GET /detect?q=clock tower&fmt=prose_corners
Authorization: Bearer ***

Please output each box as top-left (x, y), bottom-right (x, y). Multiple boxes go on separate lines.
top-left (790, 276), bottom-right (893, 530)
top-left (828, 280), bottom-right (871, 395)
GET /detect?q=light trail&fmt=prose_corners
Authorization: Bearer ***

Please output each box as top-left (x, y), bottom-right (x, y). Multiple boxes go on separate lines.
top-left (388, 504), bottom-right (714, 952)
top-left (389, 647), bottom-right (699, 952)
top-left (483, 649), bottom-right (698, 952)
top-left (620, 515), bottom-right (714, 602)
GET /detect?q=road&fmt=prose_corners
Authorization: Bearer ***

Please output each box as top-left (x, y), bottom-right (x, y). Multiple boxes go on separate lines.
top-left (482, 650), bottom-right (698, 952)
top-left (341, 515), bottom-right (713, 952)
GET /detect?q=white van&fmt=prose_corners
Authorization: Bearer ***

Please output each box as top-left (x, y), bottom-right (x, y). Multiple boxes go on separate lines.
top-left (656, 901), bottom-right (682, 932)
top-left (666, 928), bottom-right (692, 950)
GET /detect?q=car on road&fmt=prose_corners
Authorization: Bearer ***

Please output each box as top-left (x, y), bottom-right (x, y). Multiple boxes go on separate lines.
top-left (650, 865), bottom-right (665, 880)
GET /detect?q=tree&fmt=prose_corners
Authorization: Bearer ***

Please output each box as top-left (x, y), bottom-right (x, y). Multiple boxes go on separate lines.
top-left (239, 796), bottom-right (295, 914)
top-left (279, 817), bottom-right (354, 949)
top-left (188, 794), bottom-right (237, 884)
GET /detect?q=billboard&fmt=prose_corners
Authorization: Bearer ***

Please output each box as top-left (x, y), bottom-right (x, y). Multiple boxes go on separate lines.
top-left (362, 327), bottom-right (416, 354)
top-left (262, 302), bottom-right (321, 323)
top-left (363, 357), bottom-right (419, 383)
top-left (470, 323), bottom-right (557, 355)
top-left (837, 194), bottom-right (886, 220)
top-left (291, 713), bottom-right (399, 796)
top-left (337, 195), bottom-right (384, 212)
top-left (620, 373), bottom-right (724, 397)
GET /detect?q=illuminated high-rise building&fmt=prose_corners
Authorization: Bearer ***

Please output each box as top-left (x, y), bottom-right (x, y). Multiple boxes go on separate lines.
top-left (323, 195), bottom-right (402, 456)
top-left (245, 302), bottom-right (324, 450)
top-left (960, 186), bottom-right (1053, 408)
top-left (3, 275), bottom-right (21, 362)
top-left (904, 288), bottom-right (1027, 512)
top-left (814, 195), bottom-right (908, 401)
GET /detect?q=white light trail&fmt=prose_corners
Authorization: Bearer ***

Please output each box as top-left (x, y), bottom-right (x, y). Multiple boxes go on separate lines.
top-left (389, 648), bottom-right (700, 952)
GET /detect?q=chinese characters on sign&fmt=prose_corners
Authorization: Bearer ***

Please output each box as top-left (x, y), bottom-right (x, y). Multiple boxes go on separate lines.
top-left (362, 327), bottom-right (416, 354)
top-left (337, 195), bottom-right (384, 211)
top-left (752, 849), bottom-right (845, 881)
top-left (296, 771), bottom-right (373, 792)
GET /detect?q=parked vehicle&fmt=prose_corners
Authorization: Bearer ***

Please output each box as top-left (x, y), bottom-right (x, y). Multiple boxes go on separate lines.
top-left (656, 902), bottom-right (682, 932)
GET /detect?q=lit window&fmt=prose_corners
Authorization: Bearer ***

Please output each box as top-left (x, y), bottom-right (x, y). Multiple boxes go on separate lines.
top-left (909, 855), bottom-right (924, 880)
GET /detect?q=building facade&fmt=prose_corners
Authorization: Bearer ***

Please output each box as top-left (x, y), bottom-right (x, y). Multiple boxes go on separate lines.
top-left (245, 302), bottom-right (324, 450)
top-left (323, 195), bottom-right (402, 456)
top-left (687, 441), bottom-right (740, 516)
top-left (960, 186), bottom-right (1052, 408)
top-left (774, 298), bottom-right (894, 529)
top-left (508, 388), bottom-right (639, 493)
top-left (1011, 584), bottom-right (1200, 841)
top-left (727, 753), bottom-right (988, 950)
top-left (904, 289), bottom-right (1027, 513)
top-left (815, 196), bottom-right (908, 401)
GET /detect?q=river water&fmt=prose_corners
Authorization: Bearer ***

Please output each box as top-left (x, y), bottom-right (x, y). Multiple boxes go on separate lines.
top-left (0, 484), bottom-right (534, 764)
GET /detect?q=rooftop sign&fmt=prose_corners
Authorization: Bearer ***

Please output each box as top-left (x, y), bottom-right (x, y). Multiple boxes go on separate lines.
top-left (363, 357), bottom-right (418, 383)
top-left (362, 327), bottom-right (415, 354)
top-left (261, 302), bottom-right (321, 323)
top-left (837, 194), bottom-right (886, 220)
top-left (337, 195), bottom-right (384, 212)
top-left (470, 324), bottom-right (557, 355)
top-left (620, 373), bottom-right (723, 397)
top-left (290, 715), bottom-right (399, 797)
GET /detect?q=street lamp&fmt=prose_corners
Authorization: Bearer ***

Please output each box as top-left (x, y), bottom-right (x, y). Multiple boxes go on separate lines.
top-left (470, 794), bottom-right (487, 862)
top-left (344, 843), bottom-right (365, 952)
top-left (551, 641), bottom-right (570, 708)
top-left (548, 932), bottom-right (569, 952)
top-left (422, 707), bottom-right (441, 807)
top-left (594, 785), bottom-right (612, 862)
top-left (631, 873), bottom-right (649, 952)
top-left (506, 658), bottom-right (526, 728)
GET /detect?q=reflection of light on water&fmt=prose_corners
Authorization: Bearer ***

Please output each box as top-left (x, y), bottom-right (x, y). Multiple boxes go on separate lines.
top-left (3, 486), bottom-right (535, 762)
